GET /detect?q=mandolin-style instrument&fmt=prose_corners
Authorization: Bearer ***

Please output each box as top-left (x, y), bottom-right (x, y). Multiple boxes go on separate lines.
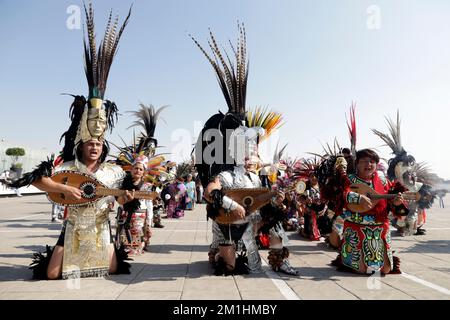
top-left (346, 183), bottom-right (420, 213)
top-left (212, 180), bottom-right (307, 224)
top-left (213, 188), bottom-right (278, 224)
top-left (47, 171), bottom-right (159, 207)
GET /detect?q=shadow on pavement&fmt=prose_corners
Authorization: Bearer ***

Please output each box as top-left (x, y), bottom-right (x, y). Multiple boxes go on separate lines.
top-left (400, 239), bottom-right (450, 254)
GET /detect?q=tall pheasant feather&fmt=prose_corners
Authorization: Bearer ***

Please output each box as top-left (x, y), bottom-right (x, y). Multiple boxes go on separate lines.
top-left (190, 22), bottom-right (248, 117)
top-left (372, 110), bottom-right (404, 156)
top-left (346, 102), bottom-right (357, 157)
top-left (82, 1), bottom-right (132, 99)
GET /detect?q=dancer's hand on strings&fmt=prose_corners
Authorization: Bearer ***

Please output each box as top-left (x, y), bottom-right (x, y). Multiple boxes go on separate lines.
top-left (231, 204), bottom-right (246, 220)
top-left (274, 191), bottom-right (285, 205)
top-left (393, 193), bottom-right (404, 206)
top-left (64, 185), bottom-right (82, 201)
top-left (359, 195), bottom-right (372, 211)
top-left (119, 190), bottom-right (135, 204)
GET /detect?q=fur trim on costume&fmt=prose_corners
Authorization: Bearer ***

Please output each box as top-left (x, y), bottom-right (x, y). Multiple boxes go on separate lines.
top-left (268, 247), bottom-right (289, 270)
top-left (208, 247), bottom-right (219, 264)
top-left (29, 245), bottom-right (54, 280)
top-left (389, 256), bottom-right (401, 274)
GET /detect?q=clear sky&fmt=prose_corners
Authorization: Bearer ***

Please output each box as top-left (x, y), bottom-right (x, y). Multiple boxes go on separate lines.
top-left (1, 0), bottom-right (449, 179)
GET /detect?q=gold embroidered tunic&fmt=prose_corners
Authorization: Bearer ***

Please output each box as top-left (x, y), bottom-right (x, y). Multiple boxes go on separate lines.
top-left (54, 160), bottom-right (126, 279)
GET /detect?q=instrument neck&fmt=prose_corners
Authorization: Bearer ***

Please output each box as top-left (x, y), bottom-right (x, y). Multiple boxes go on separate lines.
top-left (97, 188), bottom-right (153, 199)
top-left (369, 194), bottom-right (397, 200)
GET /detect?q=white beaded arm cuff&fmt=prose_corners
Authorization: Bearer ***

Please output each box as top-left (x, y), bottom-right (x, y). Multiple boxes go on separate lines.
top-left (222, 196), bottom-right (239, 211)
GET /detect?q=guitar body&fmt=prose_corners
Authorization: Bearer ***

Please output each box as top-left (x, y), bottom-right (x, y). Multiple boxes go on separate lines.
top-left (47, 171), bottom-right (105, 206)
top-left (214, 188), bottom-right (276, 224)
top-left (346, 183), bottom-right (420, 213)
top-left (47, 171), bottom-right (159, 207)
top-left (346, 184), bottom-right (381, 213)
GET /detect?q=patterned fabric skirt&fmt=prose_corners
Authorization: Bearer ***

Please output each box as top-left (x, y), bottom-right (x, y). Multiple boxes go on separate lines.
top-left (117, 210), bottom-right (151, 256)
top-left (341, 220), bottom-right (393, 273)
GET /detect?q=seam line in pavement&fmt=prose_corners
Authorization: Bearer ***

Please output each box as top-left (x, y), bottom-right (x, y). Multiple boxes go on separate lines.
top-left (401, 272), bottom-right (450, 295)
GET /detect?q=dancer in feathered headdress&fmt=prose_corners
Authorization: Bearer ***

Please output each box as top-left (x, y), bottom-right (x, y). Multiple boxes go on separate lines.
top-left (313, 108), bottom-right (406, 275)
top-left (24, 2), bottom-right (133, 279)
top-left (114, 105), bottom-right (169, 255)
top-left (372, 111), bottom-right (436, 236)
top-left (192, 24), bottom-right (298, 276)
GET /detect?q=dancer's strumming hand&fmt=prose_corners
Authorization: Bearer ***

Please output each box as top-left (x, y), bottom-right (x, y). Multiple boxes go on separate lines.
top-left (393, 193), bottom-right (404, 206)
top-left (275, 191), bottom-right (285, 204)
top-left (63, 185), bottom-right (82, 201)
top-left (230, 203), bottom-right (246, 220)
top-left (359, 195), bottom-right (372, 211)
top-left (118, 190), bottom-right (135, 204)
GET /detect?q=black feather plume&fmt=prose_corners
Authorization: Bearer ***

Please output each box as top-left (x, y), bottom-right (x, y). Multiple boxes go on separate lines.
top-left (9, 155), bottom-right (55, 188)
top-left (59, 94), bottom-right (87, 161)
top-left (127, 104), bottom-right (169, 152)
top-left (190, 22), bottom-right (248, 118)
top-left (82, 1), bottom-right (132, 99)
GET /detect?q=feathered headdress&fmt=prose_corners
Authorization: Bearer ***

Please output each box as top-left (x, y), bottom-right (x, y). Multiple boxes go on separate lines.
top-left (190, 22), bottom-right (248, 119)
top-left (112, 103), bottom-right (168, 177)
top-left (193, 23), bottom-right (257, 187)
top-left (247, 107), bottom-right (283, 142)
top-left (372, 110), bottom-right (415, 181)
top-left (346, 102), bottom-right (357, 158)
top-left (173, 161), bottom-right (195, 182)
top-left (60, 2), bottom-right (131, 161)
top-left (127, 104), bottom-right (169, 156)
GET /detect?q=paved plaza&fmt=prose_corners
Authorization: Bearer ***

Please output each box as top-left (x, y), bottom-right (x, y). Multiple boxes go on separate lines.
top-left (0, 194), bottom-right (449, 300)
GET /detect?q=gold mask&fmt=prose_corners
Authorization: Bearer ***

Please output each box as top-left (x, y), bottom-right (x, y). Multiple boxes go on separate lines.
top-left (87, 108), bottom-right (107, 138)
top-left (75, 98), bottom-right (108, 146)
top-left (334, 156), bottom-right (348, 173)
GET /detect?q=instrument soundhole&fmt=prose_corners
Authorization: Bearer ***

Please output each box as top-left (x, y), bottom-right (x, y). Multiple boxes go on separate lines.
top-left (243, 196), bottom-right (254, 207)
top-left (80, 182), bottom-right (96, 199)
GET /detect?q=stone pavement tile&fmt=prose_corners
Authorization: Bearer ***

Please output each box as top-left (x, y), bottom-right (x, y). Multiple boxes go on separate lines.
top-left (239, 290), bottom-right (286, 300)
top-left (117, 291), bottom-right (182, 300)
top-left (329, 275), bottom-right (382, 291)
top-left (0, 279), bottom-right (69, 292)
top-left (127, 277), bottom-right (185, 292)
top-left (301, 253), bottom-right (342, 267)
top-left (286, 278), bottom-right (359, 300)
top-left (68, 278), bottom-right (128, 291)
top-left (132, 268), bottom-right (187, 281)
top-left (190, 252), bottom-right (209, 262)
top-left (173, 222), bottom-right (198, 230)
top-left (138, 254), bottom-right (191, 264)
top-left (187, 260), bottom-right (213, 277)
top-left (350, 289), bottom-right (413, 300)
top-left (234, 274), bottom-right (282, 291)
top-left (380, 275), bottom-right (450, 300)
top-left (399, 253), bottom-right (450, 269)
top-left (52, 291), bottom-right (122, 300)
top-left (0, 291), bottom-right (59, 300)
top-left (405, 290), bottom-right (450, 300)
top-left (181, 278), bottom-right (240, 300)
top-left (403, 270), bottom-right (450, 289)
top-left (417, 252), bottom-right (450, 263)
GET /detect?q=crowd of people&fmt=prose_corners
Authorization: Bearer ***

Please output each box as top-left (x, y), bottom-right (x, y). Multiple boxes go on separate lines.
top-left (6, 3), bottom-right (444, 280)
